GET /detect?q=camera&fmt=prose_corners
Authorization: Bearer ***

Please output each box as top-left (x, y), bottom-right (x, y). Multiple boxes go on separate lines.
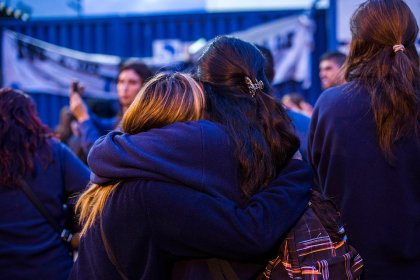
top-left (71, 80), bottom-right (80, 95)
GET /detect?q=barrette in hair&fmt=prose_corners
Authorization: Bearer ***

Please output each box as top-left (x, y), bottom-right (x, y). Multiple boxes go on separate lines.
top-left (245, 77), bottom-right (264, 97)
top-left (393, 44), bottom-right (405, 53)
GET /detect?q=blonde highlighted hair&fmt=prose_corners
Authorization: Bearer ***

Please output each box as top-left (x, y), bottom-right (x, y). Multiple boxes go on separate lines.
top-left (76, 72), bottom-right (205, 236)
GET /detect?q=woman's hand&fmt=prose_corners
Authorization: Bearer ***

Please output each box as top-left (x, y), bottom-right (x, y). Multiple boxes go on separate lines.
top-left (69, 92), bottom-right (90, 123)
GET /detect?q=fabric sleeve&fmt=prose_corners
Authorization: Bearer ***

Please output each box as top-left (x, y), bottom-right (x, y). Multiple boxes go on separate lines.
top-left (144, 159), bottom-right (312, 260)
top-left (307, 89), bottom-right (337, 191)
top-left (78, 119), bottom-right (103, 155)
top-left (78, 115), bottom-right (118, 155)
top-left (59, 142), bottom-right (90, 198)
top-left (307, 102), bottom-right (321, 188)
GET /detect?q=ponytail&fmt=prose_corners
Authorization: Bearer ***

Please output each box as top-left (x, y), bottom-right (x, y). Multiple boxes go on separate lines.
top-left (344, 0), bottom-right (420, 162)
top-left (369, 46), bottom-right (420, 161)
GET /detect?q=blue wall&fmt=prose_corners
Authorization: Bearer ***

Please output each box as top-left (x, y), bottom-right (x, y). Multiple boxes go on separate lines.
top-left (0, 9), bottom-right (328, 128)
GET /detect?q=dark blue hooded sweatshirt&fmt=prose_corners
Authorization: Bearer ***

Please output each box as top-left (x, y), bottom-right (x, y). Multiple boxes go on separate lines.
top-left (70, 120), bottom-right (313, 280)
top-left (308, 82), bottom-right (420, 280)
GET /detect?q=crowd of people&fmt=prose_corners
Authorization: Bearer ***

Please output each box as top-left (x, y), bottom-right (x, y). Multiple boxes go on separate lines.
top-left (0, 0), bottom-right (419, 279)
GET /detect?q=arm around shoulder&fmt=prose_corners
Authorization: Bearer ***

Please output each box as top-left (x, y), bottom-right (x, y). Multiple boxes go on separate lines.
top-left (59, 141), bottom-right (90, 195)
top-left (144, 159), bottom-right (312, 260)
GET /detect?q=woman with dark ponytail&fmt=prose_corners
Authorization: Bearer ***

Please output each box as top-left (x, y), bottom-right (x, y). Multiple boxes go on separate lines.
top-left (197, 36), bottom-right (300, 198)
top-left (308, 0), bottom-right (420, 278)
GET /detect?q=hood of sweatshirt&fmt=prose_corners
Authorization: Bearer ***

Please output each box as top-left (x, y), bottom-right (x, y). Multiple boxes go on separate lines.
top-left (88, 120), bottom-right (245, 202)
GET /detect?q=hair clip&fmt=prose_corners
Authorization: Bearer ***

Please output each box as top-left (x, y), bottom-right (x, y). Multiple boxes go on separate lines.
top-left (245, 77), bottom-right (264, 97)
top-left (393, 44), bottom-right (405, 53)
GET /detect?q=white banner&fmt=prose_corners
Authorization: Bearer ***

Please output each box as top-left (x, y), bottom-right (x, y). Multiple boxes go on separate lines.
top-left (3, 14), bottom-right (314, 96)
top-left (232, 15), bottom-right (314, 87)
top-left (2, 30), bottom-right (121, 99)
top-left (151, 15), bottom-right (314, 87)
top-left (152, 39), bottom-right (190, 64)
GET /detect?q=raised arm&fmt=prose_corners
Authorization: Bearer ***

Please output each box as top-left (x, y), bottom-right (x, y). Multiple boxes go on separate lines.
top-left (70, 92), bottom-right (117, 154)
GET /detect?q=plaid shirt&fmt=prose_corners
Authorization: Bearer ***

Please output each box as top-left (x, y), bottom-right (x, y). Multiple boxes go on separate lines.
top-left (261, 207), bottom-right (363, 280)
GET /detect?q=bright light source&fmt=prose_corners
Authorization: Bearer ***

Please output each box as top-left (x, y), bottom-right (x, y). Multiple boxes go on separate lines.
top-left (188, 38), bottom-right (207, 55)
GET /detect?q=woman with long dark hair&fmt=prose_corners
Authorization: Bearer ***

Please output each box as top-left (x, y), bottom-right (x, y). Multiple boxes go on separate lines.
top-left (197, 36), bottom-right (300, 198)
top-left (0, 88), bottom-right (89, 279)
top-left (71, 38), bottom-right (312, 279)
top-left (308, 0), bottom-right (420, 278)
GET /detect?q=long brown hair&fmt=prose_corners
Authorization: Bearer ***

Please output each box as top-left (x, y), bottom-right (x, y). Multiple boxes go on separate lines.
top-left (76, 73), bottom-right (205, 236)
top-left (196, 36), bottom-right (300, 198)
top-left (344, 0), bottom-right (420, 161)
top-left (0, 88), bottom-right (52, 186)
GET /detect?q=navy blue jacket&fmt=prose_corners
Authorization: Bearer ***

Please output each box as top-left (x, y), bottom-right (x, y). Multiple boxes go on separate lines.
top-left (78, 113), bottom-right (119, 154)
top-left (308, 82), bottom-right (420, 279)
top-left (0, 139), bottom-right (89, 279)
top-left (71, 120), bottom-right (312, 279)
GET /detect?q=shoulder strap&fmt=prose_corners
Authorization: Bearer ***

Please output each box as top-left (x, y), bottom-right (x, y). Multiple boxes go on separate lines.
top-left (99, 215), bottom-right (129, 280)
top-left (16, 177), bottom-right (73, 243)
top-left (206, 258), bottom-right (239, 280)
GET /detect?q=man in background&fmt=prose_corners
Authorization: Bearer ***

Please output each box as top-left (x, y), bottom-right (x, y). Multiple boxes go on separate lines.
top-left (319, 51), bottom-right (346, 90)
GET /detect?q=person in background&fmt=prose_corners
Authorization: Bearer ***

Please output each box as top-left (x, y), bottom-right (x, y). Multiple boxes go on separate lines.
top-left (70, 37), bottom-right (312, 279)
top-left (69, 60), bottom-right (153, 154)
top-left (284, 108), bottom-right (311, 161)
top-left (281, 92), bottom-right (313, 117)
top-left (0, 88), bottom-right (89, 280)
top-left (255, 45), bottom-right (275, 84)
top-left (55, 106), bottom-right (76, 146)
top-left (308, 0), bottom-right (420, 278)
top-left (319, 51), bottom-right (346, 90)
top-left (55, 106), bottom-right (87, 164)
top-left (257, 44), bottom-right (311, 160)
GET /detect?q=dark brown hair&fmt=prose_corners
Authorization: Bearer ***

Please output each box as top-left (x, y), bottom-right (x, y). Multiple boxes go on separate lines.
top-left (119, 60), bottom-right (153, 84)
top-left (0, 88), bottom-right (52, 185)
top-left (196, 36), bottom-right (300, 198)
top-left (320, 51), bottom-right (347, 67)
top-left (344, 0), bottom-right (420, 161)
